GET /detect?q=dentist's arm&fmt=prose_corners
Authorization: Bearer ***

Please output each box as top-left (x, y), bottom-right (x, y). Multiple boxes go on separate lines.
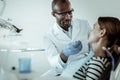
top-left (60, 52), bottom-right (68, 63)
top-left (60, 40), bottom-right (82, 63)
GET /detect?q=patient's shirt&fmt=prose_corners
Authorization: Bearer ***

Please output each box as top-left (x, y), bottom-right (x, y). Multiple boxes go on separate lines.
top-left (60, 52), bottom-right (94, 79)
top-left (73, 56), bottom-right (111, 80)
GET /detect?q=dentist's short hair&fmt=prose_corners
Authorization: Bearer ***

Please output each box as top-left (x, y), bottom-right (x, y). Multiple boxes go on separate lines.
top-left (51, 0), bottom-right (70, 11)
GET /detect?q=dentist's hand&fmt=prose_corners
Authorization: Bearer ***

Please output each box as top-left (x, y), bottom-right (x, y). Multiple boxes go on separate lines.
top-left (62, 40), bottom-right (82, 57)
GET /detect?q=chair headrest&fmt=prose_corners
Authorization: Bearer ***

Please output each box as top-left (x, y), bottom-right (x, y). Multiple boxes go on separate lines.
top-left (114, 53), bottom-right (120, 70)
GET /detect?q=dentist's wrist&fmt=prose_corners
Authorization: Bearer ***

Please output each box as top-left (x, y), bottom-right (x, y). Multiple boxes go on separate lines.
top-left (60, 52), bottom-right (68, 63)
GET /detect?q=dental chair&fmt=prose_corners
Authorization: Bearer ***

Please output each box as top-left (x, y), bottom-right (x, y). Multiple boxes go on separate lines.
top-left (110, 53), bottom-right (120, 80)
top-left (100, 55), bottom-right (120, 80)
top-left (99, 47), bottom-right (120, 80)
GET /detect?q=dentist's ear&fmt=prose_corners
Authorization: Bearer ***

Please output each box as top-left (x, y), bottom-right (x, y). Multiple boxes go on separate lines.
top-left (51, 11), bottom-right (56, 17)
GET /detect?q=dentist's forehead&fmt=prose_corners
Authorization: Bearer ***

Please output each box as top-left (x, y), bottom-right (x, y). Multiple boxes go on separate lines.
top-left (54, 1), bottom-right (71, 12)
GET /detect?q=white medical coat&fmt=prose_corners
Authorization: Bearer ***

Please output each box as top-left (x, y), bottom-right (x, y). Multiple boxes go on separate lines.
top-left (43, 18), bottom-right (91, 76)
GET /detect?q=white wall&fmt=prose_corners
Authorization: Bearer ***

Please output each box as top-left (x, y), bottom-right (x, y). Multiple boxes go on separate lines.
top-left (70, 0), bottom-right (120, 26)
top-left (0, 0), bottom-right (120, 78)
top-left (1, 0), bottom-right (120, 48)
top-left (1, 0), bottom-right (53, 48)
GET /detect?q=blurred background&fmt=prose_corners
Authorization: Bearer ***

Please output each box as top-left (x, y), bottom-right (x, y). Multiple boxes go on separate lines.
top-left (0, 0), bottom-right (120, 80)
top-left (0, 0), bottom-right (120, 48)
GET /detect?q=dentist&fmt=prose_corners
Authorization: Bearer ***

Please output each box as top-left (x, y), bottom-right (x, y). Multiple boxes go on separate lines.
top-left (44, 0), bottom-right (91, 76)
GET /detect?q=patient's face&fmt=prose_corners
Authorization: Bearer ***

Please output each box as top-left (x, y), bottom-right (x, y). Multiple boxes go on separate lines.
top-left (88, 22), bottom-right (101, 44)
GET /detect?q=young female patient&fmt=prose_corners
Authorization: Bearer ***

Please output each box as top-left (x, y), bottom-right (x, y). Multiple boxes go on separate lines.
top-left (73, 17), bottom-right (120, 80)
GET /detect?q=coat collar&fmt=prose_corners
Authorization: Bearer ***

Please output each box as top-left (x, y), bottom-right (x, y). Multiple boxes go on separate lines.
top-left (52, 19), bottom-right (81, 41)
top-left (71, 19), bottom-right (81, 39)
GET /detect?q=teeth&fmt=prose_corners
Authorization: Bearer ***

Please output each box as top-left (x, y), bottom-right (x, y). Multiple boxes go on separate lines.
top-left (61, 21), bottom-right (70, 25)
top-left (64, 23), bottom-right (67, 24)
top-left (64, 22), bottom-right (69, 24)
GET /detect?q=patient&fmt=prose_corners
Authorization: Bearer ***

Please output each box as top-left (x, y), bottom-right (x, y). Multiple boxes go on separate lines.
top-left (73, 17), bottom-right (120, 80)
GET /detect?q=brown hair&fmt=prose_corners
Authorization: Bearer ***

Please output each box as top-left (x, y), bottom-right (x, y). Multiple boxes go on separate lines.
top-left (98, 17), bottom-right (120, 54)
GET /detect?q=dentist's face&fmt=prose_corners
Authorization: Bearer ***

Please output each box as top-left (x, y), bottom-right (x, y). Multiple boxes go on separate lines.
top-left (88, 22), bottom-right (101, 44)
top-left (52, 1), bottom-right (73, 31)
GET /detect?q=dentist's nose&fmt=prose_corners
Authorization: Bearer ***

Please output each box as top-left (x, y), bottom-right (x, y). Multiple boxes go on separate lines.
top-left (65, 13), bottom-right (72, 20)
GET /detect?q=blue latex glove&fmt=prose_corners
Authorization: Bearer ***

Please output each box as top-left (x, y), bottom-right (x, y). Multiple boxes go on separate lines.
top-left (62, 40), bottom-right (82, 57)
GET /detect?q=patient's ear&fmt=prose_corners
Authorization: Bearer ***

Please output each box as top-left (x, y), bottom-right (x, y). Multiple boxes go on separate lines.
top-left (100, 29), bottom-right (106, 37)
